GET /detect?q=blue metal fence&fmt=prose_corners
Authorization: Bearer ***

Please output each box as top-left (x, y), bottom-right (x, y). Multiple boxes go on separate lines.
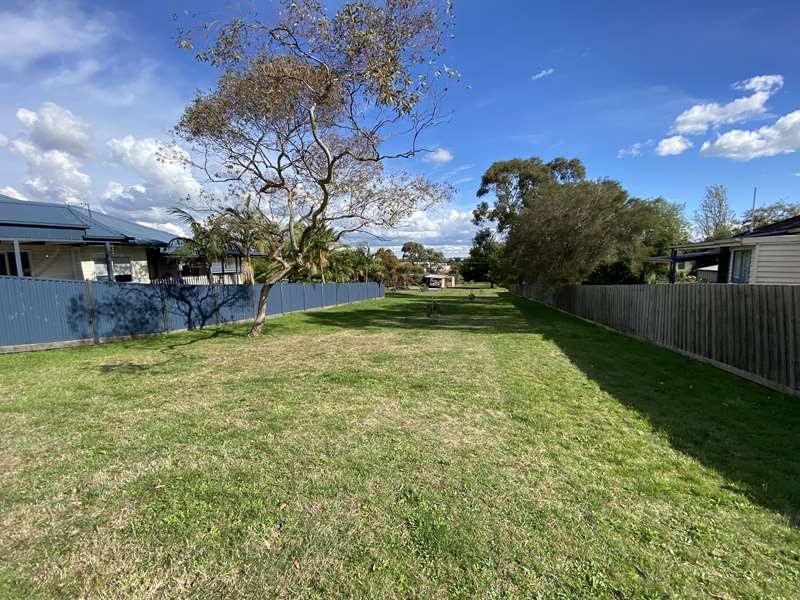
top-left (0, 277), bottom-right (384, 351)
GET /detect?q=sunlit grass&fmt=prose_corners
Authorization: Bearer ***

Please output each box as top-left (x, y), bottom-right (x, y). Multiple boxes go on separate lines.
top-left (1, 288), bottom-right (798, 598)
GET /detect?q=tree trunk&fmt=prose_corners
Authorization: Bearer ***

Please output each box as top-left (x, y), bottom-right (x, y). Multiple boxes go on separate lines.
top-left (241, 255), bottom-right (254, 284)
top-left (248, 283), bottom-right (273, 337)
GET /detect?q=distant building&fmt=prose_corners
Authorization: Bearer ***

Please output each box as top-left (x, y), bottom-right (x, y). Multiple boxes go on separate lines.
top-left (423, 273), bottom-right (456, 288)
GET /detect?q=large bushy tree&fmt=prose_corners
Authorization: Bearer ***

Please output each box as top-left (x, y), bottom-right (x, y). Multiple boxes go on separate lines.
top-left (503, 179), bottom-right (652, 286)
top-left (175, 0), bottom-right (454, 335)
top-left (475, 155), bottom-right (692, 287)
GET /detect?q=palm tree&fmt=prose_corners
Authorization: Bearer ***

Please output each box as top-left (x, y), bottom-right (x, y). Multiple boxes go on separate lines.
top-left (303, 226), bottom-right (337, 283)
top-left (168, 208), bottom-right (229, 284)
top-left (219, 198), bottom-right (280, 284)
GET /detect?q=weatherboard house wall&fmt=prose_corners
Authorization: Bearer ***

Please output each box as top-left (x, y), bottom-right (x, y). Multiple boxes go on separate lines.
top-left (667, 215), bottom-right (800, 285)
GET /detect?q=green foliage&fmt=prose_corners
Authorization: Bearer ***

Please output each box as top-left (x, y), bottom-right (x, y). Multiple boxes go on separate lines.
top-left (740, 201), bottom-right (800, 231)
top-left (168, 208), bottom-right (230, 282)
top-left (473, 155), bottom-right (692, 286)
top-left (474, 156), bottom-right (586, 233)
top-left (504, 178), bottom-right (652, 286)
top-left (694, 184), bottom-right (738, 240)
top-left (460, 228), bottom-right (503, 283)
top-left (401, 241), bottom-right (445, 268)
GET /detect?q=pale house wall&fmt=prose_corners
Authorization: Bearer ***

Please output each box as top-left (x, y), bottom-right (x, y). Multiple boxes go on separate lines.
top-left (752, 237), bottom-right (800, 285)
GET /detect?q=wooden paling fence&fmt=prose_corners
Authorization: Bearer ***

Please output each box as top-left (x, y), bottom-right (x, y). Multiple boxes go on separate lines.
top-left (512, 283), bottom-right (800, 396)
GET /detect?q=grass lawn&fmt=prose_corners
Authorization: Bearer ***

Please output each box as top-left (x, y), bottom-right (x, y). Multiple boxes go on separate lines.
top-left (1, 287), bottom-right (799, 598)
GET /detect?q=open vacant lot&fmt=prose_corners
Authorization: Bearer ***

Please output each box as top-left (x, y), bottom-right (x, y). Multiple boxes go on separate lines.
top-left (1, 288), bottom-right (799, 598)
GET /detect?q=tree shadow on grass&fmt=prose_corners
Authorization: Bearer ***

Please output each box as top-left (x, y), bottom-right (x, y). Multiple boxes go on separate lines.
top-left (502, 292), bottom-right (800, 526)
top-left (97, 328), bottom-right (243, 375)
top-left (307, 289), bottom-right (800, 524)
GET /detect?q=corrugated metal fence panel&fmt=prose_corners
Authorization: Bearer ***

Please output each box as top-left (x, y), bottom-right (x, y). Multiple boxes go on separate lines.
top-left (512, 283), bottom-right (800, 395)
top-left (306, 283), bottom-right (323, 309)
top-left (217, 284), bottom-right (253, 324)
top-left (280, 283), bottom-right (304, 313)
top-left (0, 278), bottom-right (384, 351)
top-left (0, 276), bottom-right (91, 346)
top-left (163, 284), bottom-right (222, 331)
top-left (92, 281), bottom-right (164, 338)
top-left (264, 283), bottom-right (282, 316)
top-left (322, 283), bottom-right (337, 307)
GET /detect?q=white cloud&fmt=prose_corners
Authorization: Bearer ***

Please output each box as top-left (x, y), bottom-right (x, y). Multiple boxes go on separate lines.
top-left (423, 147), bottom-right (453, 164)
top-left (373, 207), bottom-right (476, 256)
top-left (10, 138), bottom-right (91, 203)
top-left (0, 186), bottom-right (28, 200)
top-left (8, 102), bottom-right (93, 204)
top-left (735, 74), bottom-right (785, 93)
top-left (532, 68), bottom-right (555, 81)
top-left (452, 177), bottom-right (474, 186)
top-left (656, 135), bottom-right (693, 156)
top-left (672, 74), bottom-right (783, 135)
top-left (617, 140), bottom-right (654, 158)
top-left (135, 220), bottom-right (187, 238)
top-left (0, 2), bottom-right (110, 70)
top-left (102, 136), bottom-right (202, 213)
top-left (442, 164), bottom-right (474, 177)
top-left (44, 58), bottom-right (103, 87)
top-left (699, 109), bottom-right (800, 160)
top-left (16, 102), bottom-right (92, 157)
top-left (0, 133), bottom-right (7, 147)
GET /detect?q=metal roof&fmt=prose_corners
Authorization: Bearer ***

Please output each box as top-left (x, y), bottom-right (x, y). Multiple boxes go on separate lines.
top-left (0, 194), bottom-right (86, 229)
top-left (744, 214), bottom-right (800, 237)
top-left (70, 207), bottom-right (176, 245)
top-left (0, 194), bottom-right (174, 246)
top-left (671, 214), bottom-right (800, 251)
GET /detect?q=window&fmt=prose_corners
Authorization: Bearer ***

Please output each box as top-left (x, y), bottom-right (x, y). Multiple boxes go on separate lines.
top-left (730, 249), bottom-right (752, 284)
top-left (2, 252), bottom-right (32, 276)
top-left (93, 256), bottom-right (133, 282)
top-left (113, 258), bottom-right (132, 282)
top-left (93, 259), bottom-right (110, 281)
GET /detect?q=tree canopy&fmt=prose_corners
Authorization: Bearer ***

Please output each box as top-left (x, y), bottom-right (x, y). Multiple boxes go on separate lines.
top-left (174, 0), bottom-right (455, 334)
top-left (461, 228), bottom-right (503, 284)
top-left (740, 201), bottom-right (800, 231)
top-left (473, 156), bottom-right (586, 233)
top-left (694, 185), bottom-right (738, 241)
top-left (472, 155), bottom-right (691, 287)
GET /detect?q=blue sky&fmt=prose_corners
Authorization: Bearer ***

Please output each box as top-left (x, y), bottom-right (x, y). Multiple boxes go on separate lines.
top-left (0, 0), bottom-right (798, 255)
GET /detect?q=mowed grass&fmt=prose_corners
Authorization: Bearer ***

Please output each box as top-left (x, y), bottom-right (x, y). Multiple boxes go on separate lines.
top-left (1, 287), bottom-right (799, 599)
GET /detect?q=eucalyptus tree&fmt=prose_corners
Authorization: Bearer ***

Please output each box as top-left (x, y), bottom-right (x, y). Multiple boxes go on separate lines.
top-left (175, 0), bottom-right (454, 335)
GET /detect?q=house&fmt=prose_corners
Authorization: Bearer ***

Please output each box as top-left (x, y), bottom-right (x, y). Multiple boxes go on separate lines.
top-left (658, 215), bottom-right (800, 284)
top-left (423, 273), bottom-right (456, 288)
top-left (0, 194), bottom-right (246, 284)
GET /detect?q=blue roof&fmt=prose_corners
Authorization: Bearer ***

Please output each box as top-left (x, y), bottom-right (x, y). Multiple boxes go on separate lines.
top-left (0, 193), bottom-right (176, 246)
top-left (0, 195), bottom-right (85, 229)
top-left (70, 207), bottom-right (176, 245)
